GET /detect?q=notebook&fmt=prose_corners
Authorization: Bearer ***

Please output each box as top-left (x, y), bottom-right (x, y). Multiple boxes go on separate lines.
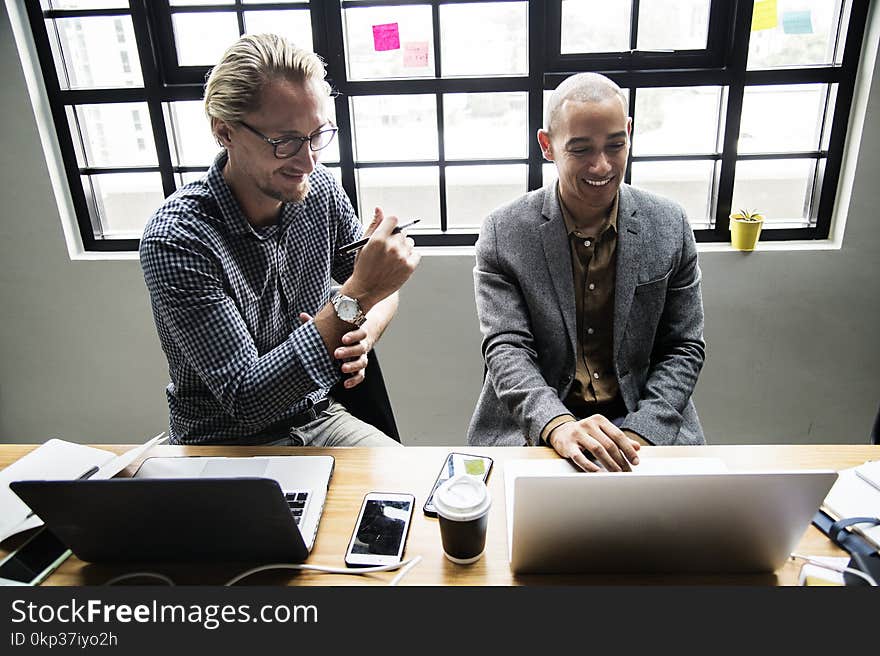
top-left (505, 459), bottom-right (837, 575)
top-left (9, 455), bottom-right (334, 564)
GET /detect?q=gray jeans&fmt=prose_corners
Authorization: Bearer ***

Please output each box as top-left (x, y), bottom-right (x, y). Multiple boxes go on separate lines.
top-left (262, 400), bottom-right (402, 447)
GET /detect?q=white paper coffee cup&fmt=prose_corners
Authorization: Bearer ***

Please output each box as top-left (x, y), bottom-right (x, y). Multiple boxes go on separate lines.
top-left (433, 474), bottom-right (491, 564)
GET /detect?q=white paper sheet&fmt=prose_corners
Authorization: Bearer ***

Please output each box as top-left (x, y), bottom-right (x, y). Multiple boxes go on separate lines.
top-left (0, 433), bottom-right (166, 543)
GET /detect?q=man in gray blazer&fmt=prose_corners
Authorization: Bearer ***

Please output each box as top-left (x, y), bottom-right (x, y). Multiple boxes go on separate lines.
top-left (467, 73), bottom-right (706, 472)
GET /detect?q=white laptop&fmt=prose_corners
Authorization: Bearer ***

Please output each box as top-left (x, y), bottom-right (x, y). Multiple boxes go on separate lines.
top-left (505, 459), bottom-right (837, 575)
top-left (134, 455), bottom-right (334, 551)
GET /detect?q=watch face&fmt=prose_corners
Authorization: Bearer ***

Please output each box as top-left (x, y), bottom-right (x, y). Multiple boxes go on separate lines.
top-left (337, 297), bottom-right (359, 321)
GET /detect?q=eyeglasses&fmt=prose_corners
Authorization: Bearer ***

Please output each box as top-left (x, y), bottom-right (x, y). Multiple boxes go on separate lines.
top-left (237, 121), bottom-right (338, 159)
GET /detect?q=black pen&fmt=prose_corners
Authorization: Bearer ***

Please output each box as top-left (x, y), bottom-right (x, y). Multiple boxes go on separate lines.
top-left (336, 219), bottom-right (421, 255)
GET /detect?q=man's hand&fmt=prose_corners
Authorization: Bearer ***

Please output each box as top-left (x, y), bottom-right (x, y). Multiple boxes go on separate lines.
top-left (342, 207), bottom-right (420, 310)
top-left (548, 416), bottom-right (641, 473)
top-left (300, 312), bottom-right (373, 389)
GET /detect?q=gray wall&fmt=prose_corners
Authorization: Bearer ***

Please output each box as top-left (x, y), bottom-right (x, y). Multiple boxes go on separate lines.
top-left (1, 3), bottom-right (878, 446)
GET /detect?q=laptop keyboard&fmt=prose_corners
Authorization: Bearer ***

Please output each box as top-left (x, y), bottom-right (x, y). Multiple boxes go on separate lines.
top-left (282, 489), bottom-right (311, 527)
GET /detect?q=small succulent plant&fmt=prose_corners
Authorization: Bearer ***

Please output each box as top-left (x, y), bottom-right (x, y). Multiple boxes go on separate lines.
top-left (731, 208), bottom-right (764, 222)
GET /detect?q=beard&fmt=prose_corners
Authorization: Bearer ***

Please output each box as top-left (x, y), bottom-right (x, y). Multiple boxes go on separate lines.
top-left (260, 175), bottom-right (310, 204)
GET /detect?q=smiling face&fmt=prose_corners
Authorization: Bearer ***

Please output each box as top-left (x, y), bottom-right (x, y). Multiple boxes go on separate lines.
top-left (218, 77), bottom-right (330, 215)
top-left (538, 96), bottom-right (631, 226)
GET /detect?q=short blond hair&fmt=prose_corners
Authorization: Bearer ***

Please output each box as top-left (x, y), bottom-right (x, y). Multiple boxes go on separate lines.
top-left (545, 73), bottom-right (628, 133)
top-left (204, 33), bottom-right (332, 136)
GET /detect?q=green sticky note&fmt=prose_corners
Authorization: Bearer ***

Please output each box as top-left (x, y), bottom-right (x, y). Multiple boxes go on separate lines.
top-left (464, 459), bottom-right (485, 476)
top-left (782, 10), bottom-right (813, 35)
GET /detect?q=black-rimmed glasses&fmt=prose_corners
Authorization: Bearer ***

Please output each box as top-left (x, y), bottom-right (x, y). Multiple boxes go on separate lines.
top-left (238, 121), bottom-right (338, 159)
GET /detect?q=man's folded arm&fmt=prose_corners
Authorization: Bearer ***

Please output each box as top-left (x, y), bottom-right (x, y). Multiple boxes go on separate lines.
top-left (141, 236), bottom-right (343, 429)
top-left (475, 216), bottom-right (570, 443)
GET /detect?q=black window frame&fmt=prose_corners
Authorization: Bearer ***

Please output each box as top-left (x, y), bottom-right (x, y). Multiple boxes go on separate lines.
top-left (23, 0), bottom-right (871, 252)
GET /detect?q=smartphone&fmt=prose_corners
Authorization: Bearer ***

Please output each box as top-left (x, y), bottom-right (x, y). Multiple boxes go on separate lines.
top-left (0, 528), bottom-right (72, 586)
top-left (423, 452), bottom-right (494, 517)
top-left (344, 492), bottom-right (415, 568)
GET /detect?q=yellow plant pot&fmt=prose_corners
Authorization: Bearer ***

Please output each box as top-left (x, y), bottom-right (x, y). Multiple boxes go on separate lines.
top-left (730, 216), bottom-right (764, 251)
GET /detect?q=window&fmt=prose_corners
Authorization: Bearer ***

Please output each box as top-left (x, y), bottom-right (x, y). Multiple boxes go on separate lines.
top-left (23, 0), bottom-right (870, 251)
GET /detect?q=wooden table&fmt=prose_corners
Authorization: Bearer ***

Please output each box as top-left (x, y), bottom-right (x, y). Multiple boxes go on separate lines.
top-left (1, 444), bottom-right (876, 586)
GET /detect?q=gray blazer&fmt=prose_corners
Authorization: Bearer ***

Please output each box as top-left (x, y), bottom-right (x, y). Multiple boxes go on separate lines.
top-left (467, 183), bottom-right (706, 446)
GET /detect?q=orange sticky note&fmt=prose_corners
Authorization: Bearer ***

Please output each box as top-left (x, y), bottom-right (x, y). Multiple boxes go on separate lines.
top-left (751, 0), bottom-right (778, 31)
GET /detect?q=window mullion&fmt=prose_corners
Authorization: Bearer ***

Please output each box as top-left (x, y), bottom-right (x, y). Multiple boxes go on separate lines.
top-left (815, 0), bottom-right (871, 238)
top-left (714, 0), bottom-right (754, 242)
top-left (528, 0), bottom-right (545, 191)
top-left (130, 0), bottom-right (176, 200)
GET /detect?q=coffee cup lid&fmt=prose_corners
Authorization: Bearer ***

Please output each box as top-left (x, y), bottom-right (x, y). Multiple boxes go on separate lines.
top-left (432, 474), bottom-right (491, 521)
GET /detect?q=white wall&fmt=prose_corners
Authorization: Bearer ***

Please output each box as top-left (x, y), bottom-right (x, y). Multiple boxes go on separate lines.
top-left (1, 3), bottom-right (878, 446)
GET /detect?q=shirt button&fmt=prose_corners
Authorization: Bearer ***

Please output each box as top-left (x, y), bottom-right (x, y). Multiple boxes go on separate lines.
top-left (593, 372), bottom-right (600, 379)
top-left (588, 283), bottom-right (595, 291)
top-left (584, 239), bottom-right (592, 247)
top-left (587, 327), bottom-right (595, 335)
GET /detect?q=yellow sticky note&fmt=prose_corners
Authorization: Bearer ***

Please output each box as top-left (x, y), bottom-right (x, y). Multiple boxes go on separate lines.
top-left (752, 0), bottom-right (779, 31)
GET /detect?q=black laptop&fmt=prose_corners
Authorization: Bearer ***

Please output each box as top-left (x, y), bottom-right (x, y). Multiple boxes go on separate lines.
top-left (10, 478), bottom-right (310, 563)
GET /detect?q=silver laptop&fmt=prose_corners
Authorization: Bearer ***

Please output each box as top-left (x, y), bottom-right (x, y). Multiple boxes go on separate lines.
top-left (507, 463), bottom-right (837, 574)
top-left (135, 455), bottom-right (334, 551)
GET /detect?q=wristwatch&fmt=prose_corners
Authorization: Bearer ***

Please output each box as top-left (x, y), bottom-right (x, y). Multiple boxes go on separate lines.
top-left (331, 292), bottom-right (366, 327)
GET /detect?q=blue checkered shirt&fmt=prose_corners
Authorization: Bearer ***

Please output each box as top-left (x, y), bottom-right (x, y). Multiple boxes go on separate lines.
top-left (140, 152), bottom-right (362, 444)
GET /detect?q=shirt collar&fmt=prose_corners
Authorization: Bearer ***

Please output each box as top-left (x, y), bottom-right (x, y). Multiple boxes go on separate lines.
top-left (558, 184), bottom-right (619, 239)
top-left (205, 151), bottom-right (300, 239)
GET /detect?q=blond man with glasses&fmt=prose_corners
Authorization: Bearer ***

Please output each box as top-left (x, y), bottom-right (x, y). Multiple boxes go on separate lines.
top-left (140, 34), bottom-right (419, 446)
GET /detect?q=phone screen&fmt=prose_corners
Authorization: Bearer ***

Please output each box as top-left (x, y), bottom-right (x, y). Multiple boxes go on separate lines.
top-left (349, 498), bottom-right (413, 557)
top-left (424, 453), bottom-right (493, 516)
top-left (0, 529), bottom-right (71, 585)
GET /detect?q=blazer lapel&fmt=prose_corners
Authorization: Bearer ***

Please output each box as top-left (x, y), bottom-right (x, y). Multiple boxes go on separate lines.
top-left (614, 184), bottom-right (642, 362)
top-left (539, 186), bottom-right (577, 353)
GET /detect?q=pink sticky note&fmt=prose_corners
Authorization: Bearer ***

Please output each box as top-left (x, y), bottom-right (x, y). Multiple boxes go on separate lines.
top-left (403, 41), bottom-right (429, 68)
top-left (372, 23), bottom-right (400, 51)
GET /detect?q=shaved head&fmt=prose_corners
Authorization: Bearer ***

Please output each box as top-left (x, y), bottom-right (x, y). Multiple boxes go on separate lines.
top-left (545, 73), bottom-right (628, 133)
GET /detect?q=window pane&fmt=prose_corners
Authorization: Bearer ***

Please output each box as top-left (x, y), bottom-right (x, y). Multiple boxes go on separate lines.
top-left (633, 87), bottom-right (722, 156)
top-left (48, 17), bottom-right (143, 89)
top-left (561, 0), bottom-right (630, 54)
top-left (244, 10), bottom-right (313, 51)
top-left (343, 5), bottom-right (434, 81)
top-left (739, 84), bottom-right (826, 154)
top-left (350, 95), bottom-right (438, 162)
top-left (443, 92), bottom-right (528, 160)
top-left (356, 167), bottom-right (440, 229)
top-left (176, 170), bottom-right (208, 188)
top-left (630, 160), bottom-right (715, 228)
top-left (731, 159), bottom-right (816, 225)
top-left (172, 12), bottom-right (240, 67)
top-left (84, 172), bottom-right (165, 238)
top-left (446, 165), bottom-right (527, 229)
top-left (440, 2), bottom-right (528, 77)
top-left (46, 1), bottom-right (127, 8)
top-left (164, 101), bottom-right (218, 167)
top-left (748, 0), bottom-right (843, 69)
top-left (69, 103), bottom-right (157, 167)
top-left (637, 0), bottom-right (710, 51)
